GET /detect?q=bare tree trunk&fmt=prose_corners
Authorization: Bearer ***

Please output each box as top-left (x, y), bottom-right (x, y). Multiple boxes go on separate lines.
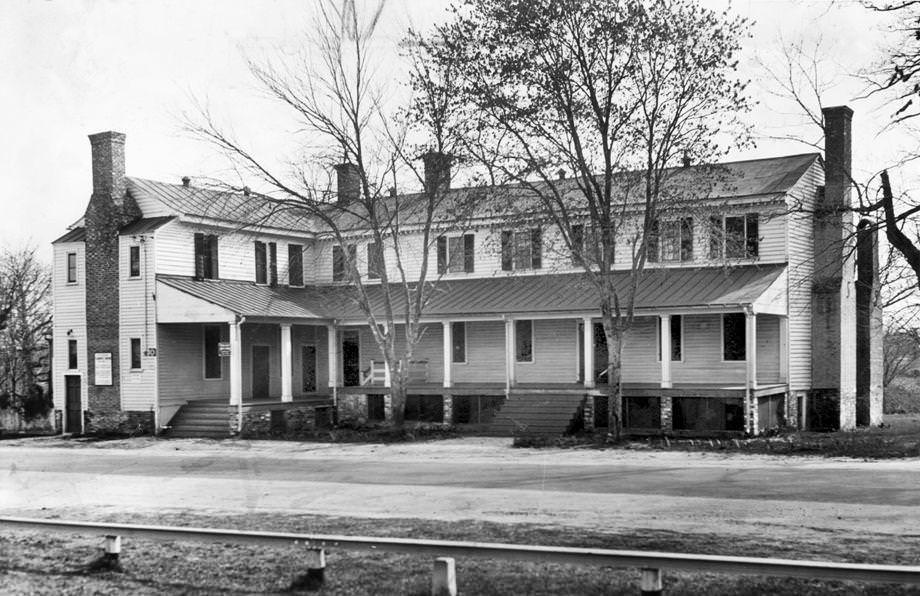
top-left (388, 353), bottom-right (409, 428)
top-left (602, 316), bottom-right (624, 442)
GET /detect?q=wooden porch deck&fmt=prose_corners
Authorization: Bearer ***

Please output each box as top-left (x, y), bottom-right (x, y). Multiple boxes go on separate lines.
top-left (336, 382), bottom-right (788, 398)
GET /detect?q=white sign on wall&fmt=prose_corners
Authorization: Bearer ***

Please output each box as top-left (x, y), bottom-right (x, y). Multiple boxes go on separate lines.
top-left (94, 353), bottom-right (113, 386)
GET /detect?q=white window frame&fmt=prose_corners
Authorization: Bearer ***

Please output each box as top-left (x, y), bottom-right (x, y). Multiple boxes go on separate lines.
top-left (128, 245), bottom-right (141, 279)
top-left (66, 252), bottom-right (77, 284)
top-left (129, 337), bottom-right (142, 371)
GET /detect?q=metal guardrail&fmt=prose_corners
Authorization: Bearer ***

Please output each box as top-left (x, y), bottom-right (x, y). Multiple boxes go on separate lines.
top-left (2, 516), bottom-right (920, 593)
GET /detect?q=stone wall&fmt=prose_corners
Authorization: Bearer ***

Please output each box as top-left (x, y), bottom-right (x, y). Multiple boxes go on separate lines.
top-left (83, 409), bottom-right (154, 435)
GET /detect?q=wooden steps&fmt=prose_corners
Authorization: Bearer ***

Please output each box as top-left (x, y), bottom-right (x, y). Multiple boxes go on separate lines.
top-left (486, 393), bottom-right (586, 437)
top-left (166, 402), bottom-right (230, 439)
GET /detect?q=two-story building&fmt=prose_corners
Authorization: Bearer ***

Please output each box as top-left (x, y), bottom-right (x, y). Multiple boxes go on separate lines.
top-left (51, 106), bottom-right (883, 438)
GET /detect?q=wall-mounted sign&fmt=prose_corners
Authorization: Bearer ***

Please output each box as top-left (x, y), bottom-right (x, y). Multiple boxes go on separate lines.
top-left (94, 353), bottom-right (113, 386)
top-left (218, 342), bottom-right (232, 357)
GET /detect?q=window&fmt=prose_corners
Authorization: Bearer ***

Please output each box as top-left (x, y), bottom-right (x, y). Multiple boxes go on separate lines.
top-left (723, 313), bottom-right (746, 360)
top-left (713, 214), bottom-right (759, 259)
top-left (501, 229), bottom-right (541, 271)
top-left (333, 244), bottom-right (356, 282)
top-left (66, 252), bottom-right (77, 283)
top-left (649, 218), bottom-right (693, 263)
top-left (367, 242), bottom-right (383, 279)
top-left (193, 233), bottom-right (219, 280)
top-left (657, 315), bottom-right (682, 361)
top-left (452, 322), bottom-right (466, 363)
top-left (67, 339), bottom-right (78, 369)
top-left (288, 244), bottom-right (303, 286)
top-left (255, 241), bottom-right (267, 284)
top-left (268, 242), bottom-right (277, 286)
top-left (437, 234), bottom-right (475, 274)
top-left (129, 246), bottom-right (140, 277)
top-left (130, 338), bottom-right (142, 370)
top-left (203, 325), bottom-right (222, 379)
top-left (571, 224), bottom-right (584, 265)
top-left (515, 320), bottom-right (533, 362)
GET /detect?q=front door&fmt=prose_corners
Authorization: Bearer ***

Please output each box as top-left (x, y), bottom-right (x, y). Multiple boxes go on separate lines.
top-left (64, 375), bottom-right (81, 433)
top-left (301, 344), bottom-right (317, 392)
top-left (251, 345), bottom-right (270, 399)
top-left (342, 330), bottom-right (360, 387)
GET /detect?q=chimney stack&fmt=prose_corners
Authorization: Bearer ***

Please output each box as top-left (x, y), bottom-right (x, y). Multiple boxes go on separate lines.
top-left (182, 176), bottom-right (191, 188)
top-left (822, 106), bottom-right (853, 210)
top-left (421, 151), bottom-right (452, 194)
top-left (88, 131), bottom-right (126, 202)
top-left (335, 162), bottom-right (361, 205)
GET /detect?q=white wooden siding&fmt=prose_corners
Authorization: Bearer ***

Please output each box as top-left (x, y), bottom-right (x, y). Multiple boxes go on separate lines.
top-left (515, 319), bottom-right (579, 383)
top-left (453, 320), bottom-right (506, 383)
top-left (51, 242), bottom-right (88, 412)
top-left (118, 234), bottom-right (158, 411)
top-left (157, 323), bottom-right (230, 407)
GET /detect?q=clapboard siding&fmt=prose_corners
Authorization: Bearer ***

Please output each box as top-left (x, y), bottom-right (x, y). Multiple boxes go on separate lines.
top-left (453, 320), bottom-right (507, 383)
top-left (756, 315), bottom-right (782, 384)
top-left (516, 319), bottom-right (579, 383)
top-left (785, 160), bottom-right (822, 391)
top-left (51, 242), bottom-right (88, 412)
top-left (621, 317), bottom-right (661, 383)
top-left (118, 235), bottom-right (157, 411)
top-left (157, 323), bottom-right (230, 407)
top-left (671, 314), bottom-right (746, 384)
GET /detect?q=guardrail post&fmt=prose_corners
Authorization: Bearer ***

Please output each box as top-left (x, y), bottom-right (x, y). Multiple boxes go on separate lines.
top-left (291, 548), bottom-right (326, 591)
top-left (432, 556), bottom-right (457, 596)
top-left (640, 567), bottom-right (662, 595)
top-left (104, 535), bottom-right (121, 562)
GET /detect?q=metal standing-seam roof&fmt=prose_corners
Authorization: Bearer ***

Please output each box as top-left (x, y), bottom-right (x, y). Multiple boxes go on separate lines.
top-left (158, 264), bottom-right (786, 321)
top-left (52, 227), bottom-right (86, 243)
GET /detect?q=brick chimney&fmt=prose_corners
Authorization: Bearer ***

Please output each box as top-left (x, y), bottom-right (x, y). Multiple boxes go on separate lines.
top-left (334, 162), bottom-right (360, 205)
top-left (811, 106), bottom-right (857, 431)
top-left (83, 131), bottom-right (141, 429)
top-left (421, 151), bottom-right (452, 195)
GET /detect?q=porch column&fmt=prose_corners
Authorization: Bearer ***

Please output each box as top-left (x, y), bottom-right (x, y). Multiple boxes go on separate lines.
top-left (583, 317), bottom-right (594, 389)
top-left (778, 316), bottom-right (789, 383)
top-left (745, 309), bottom-right (758, 435)
top-left (504, 318), bottom-right (516, 391)
top-left (280, 323), bottom-right (293, 402)
top-left (382, 323), bottom-right (391, 388)
top-left (660, 315), bottom-right (672, 389)
top-left (229, 320), bottom-right (243, 406)
top-left (326, 322), bottom-right (337, 389)
top-left (442, 321), bottom-right (453, 388)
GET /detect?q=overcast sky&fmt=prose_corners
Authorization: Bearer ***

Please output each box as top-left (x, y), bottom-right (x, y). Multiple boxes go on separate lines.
top-left (0, 0), bottom-right (911, 261)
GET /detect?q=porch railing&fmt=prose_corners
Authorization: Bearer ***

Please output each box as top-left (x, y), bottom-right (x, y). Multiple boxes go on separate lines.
top-left (360, 360), bottom-right (429, 386)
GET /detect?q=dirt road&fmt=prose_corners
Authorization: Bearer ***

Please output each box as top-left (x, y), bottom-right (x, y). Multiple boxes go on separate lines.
top-left (1, 437), bottom-right (918, 540)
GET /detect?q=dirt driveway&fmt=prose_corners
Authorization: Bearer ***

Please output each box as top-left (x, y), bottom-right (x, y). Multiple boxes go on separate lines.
top-left (1, 436), bottom-right (918, 542)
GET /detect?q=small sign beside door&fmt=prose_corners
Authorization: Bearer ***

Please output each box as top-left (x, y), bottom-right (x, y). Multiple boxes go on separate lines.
top-left (218, 342), bottom-right (232, 357)
top-left (94, 353), bottom-right (113, 386)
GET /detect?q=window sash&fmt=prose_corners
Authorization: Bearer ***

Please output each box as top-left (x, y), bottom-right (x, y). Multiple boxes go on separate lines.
top-left (195, 234), bottom-right (219, 279)
top-left (268, 242), bottom-right (277, 286)
top-left (367, 242), bottom-right (383, 279)
top-left (724, 216), bottom-right (746, 259)
top-left (66, 253), bottom-right (77, 283)
top-left (67, 339), bottom-right (78, 369)
top-left (255, 241), bottom-right (267, 284)
top-left (452, 321), bottom-right (466, 363)
top-left (288, 244), bottom-right (303, 286)
top-left (129, 246), bottom-right (140, 277)
top-left (130, 338), bottom-right (141, 370)
top-left (515, 320), bottom-right (534, 362)
top-left (333, 245), bottom-right (355, 282)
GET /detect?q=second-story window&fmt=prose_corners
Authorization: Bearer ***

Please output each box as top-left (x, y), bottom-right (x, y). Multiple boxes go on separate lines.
top-left (648, 218), bottom-right (693, 263)
top-left (437, 234), bottom-right (475, 274)
top-left (333, 244), bottom-right (356, 282)
top-left (66, 252), bottom-right (77, 283)
top-left (193, 233), bottom-right (219, 280)
top-left (367, 241), bottom-right (384, 279)
top-left (501, 228), bottom-right (542, 271)
top-left (288, 244), bottom-right (303, 286)
top-left (268, 242), bottom-right (277, 286)
top-left (710, 213), bottom-right (759, 259)
top-left (129, 245), bottom-right (141, 278)
top-left (255, 241), bottom-right (267, 284)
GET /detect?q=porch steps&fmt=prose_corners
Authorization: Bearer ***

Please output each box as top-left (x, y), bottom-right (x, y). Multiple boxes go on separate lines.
top-left (486, 393), bottom-right (586, 437)
top-left (166, 402), bottom-right (230, 439)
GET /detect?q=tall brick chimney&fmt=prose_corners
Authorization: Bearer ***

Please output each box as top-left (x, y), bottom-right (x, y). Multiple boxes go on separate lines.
top-left (334, 162), bottom-right (360, 205)
top-left (811, 106), bottom-right (857, 430)
top-left (421, 151), bottom-right (452, 195)
top-left (83, 131), bottom-right (141, 428)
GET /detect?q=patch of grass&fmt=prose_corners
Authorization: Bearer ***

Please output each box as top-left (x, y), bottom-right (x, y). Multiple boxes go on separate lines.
top-left (1, 511), bottom-right (918, 595)
top-left (514, 413), bottom-right (920, 459)
top-left (288, 421), bottom-right (466, 444)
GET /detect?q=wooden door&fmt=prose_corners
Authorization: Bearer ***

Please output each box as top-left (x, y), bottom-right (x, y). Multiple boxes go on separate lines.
top-left (251, 345), bottom-right (270, 399)
top-left (64, 375), bottom-right (81, 433)
top-left (301, 344), bottom-right (317, 392)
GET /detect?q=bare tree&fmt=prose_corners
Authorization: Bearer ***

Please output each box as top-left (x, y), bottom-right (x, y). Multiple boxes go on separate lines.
top-left (414, 0), bottom-right (751, 439)
top-left (188, 1), bottom-right (476, 426)
top-left (0, 246), bottom-right (52, 413)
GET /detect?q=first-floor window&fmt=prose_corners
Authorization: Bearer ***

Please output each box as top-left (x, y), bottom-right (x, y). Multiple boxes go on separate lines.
top-left (723, 313), bottom-right (746, 361)
top-left (68, 339), bottom-right (78, 369)
top-left (515, 319), bottom-right (534, 362)
top-left (204, 325), bottom-right (222, 379)
top-left (452, 321), bottom-right (466, 363)
top-left (658, 315), bottom-right (682, 361)
top-left (130, 338), bottom-right (142, 370)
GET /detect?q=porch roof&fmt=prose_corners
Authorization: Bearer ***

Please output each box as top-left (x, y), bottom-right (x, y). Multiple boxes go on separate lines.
top-left (158, 264), bottom-right (785, 321)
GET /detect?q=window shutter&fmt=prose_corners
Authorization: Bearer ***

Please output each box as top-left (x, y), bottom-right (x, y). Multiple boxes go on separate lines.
top-left (571, 224), bottom-right (584, 266)
top-left (463, 234), bottom-right (475, 273)
top-left (437, 236), bottom-right (447, 275)
top-left (531, 228), bottom-right (542, 269)
top-left (209, 235), bottom-right (219, 278)
top-left (332, 245), bottom-right (343, 281)
top-left (255, 242), bottom-right (267, 284)
top-left (194, 233), bottom-right (205, 279)
top-left (268, 242), bottom-right (277, 286)
top-left (746, 213), bottom-right (759, 257)
top-left (288, 244), bottom-right (303, 286)
top-left (647, 220), bottom-right (659, 263)
top-left (500, 231), bottom-right (513, 271)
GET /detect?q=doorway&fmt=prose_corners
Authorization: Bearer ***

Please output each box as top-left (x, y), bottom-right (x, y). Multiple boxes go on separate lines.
top-left (251, 345), bottom-right (270, 399)
top-left (342, 330), bottom-right (361, 387)
top-left (302, 344), bottom-right (317, 392)
top-left (64, 375), bottom-right (81, 433)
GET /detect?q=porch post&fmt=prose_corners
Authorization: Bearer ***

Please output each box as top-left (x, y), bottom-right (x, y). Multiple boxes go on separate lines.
top-left (326, 322), bottom-right (337, 390)
top-left (746, 309), bottom-right (758, 434)
top-left (442, 321), bottom-right (453, 388)
top-left (778, 316), bottom-right (789, 383)
top-left (229, 319), bottom-right (243, 406)
top-left (382, 323), bottom-right (392, 388)
top-left (280, 323), bottom-right (293, 402)
top-left (659, 315), bottom-right (672, 389)
top-left (504, 317), bottom-right (516, 391)
top-left (583, 317), bottom-right (595, 389)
